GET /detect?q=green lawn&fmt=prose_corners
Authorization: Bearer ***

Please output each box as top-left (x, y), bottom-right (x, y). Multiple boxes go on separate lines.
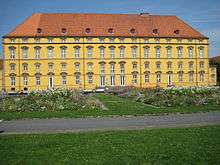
top-left (0, 93), bottom-right (220, 120)
top-left (0, 126), bottom-right (220, 164)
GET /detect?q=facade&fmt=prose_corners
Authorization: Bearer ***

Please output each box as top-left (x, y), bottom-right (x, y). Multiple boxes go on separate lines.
top-left (2, 13), bottom-right (217, 92)
top-left (0, 59), bottom-right (3, 90)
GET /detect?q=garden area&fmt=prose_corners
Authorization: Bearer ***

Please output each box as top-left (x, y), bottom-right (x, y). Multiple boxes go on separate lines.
top-left (0, 86), bottom-right (220, 120)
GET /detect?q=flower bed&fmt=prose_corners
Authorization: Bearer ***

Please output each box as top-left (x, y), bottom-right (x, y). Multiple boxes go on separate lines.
top-left (107, 86), bottom-right (220, 107)
top-left (0, 88), bottom-right (102, 112)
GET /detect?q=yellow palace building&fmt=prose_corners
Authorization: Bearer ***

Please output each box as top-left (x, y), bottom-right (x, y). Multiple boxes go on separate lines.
top-left (1, 13), bottom-right (217, 92)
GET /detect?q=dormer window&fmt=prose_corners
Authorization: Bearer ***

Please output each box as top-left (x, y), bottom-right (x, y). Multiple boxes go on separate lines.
top-left (108, 28), bottom-right (114, 34)
top-left (37, 28), bottom-right (42, 34)
top-left (174, 29), bottom-right (180, 35)
top-left (85, 28), bottom-right (91, 34)
top-left (153, 29), bottom-right (158, 35)
top-left (130, 28), bottom-right (136, 34)
top-left (61, 28), bottom-right (67, 34)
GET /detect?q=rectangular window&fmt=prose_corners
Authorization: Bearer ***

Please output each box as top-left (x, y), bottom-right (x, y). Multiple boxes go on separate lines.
top-left (75, 75), bottom-right (80, 85)
top-left (145, 74), bottom-right (149, 83)
top-left (100, 47), bottom-right (105, 59)
top-left (100, 64), bottom-right (105, 74)
top-left (156, 47), bottom-right (160, 58)
top-left (10, 48), bottom-right (15, 59)
top-left (177, 47), bottom-right (182, 58)
top-left (168, 74), bottom-right (172, 85)
top-left (132, 63), bottom-right (137, 70)
top-left (61, 48), bottom-right (66, 59)
top-left (100, 76), bottom-right (105, 86)
top-left (110, 47), bottom-right (115, 59)
top-left (110, 64), bottom-right (115, 74)
top-left (178, 73), bottom-right (183, 82)
top-left (167, 63), bottom-right (172, 70)
top-left (189, 73), bottom-right (194, 82)
top-left (48, 48), bottom-right (53, 58)
top-left (199, 48), bottom-right (204, 58)
top-left (132, 74), bottom-right (137, 84)
top-left (156, 74), bottom-right (161, 83)
top-left (74, 47), bottom-right (80, 58)
top-left (120, 75), bottom-right (125, 86)
top-left (10, 64), bottom-right (15, 72)
top-left (199, 73), bottom-right (204, 82)
top-left (87, 47), bottom-right (93, 58)
top-left (156, 63), bottom-right (161, 69)
top-left (48, 64), bottom-right (54, 71)
top-left (188, 47), bottom-right (193, 58)
top-left (36, 76), bottom-right (41, 85)
top-left (88, 75), bottom-right (93, 84)
top-left (23, 76), bottom-right (28, 86)
top-left (131, 47), bottom-right (137, 58)
top-left (120, 64), bottom-right (125, 74)
top-left (144, 47), bottom-right (149, 58)
top-left (144, 63), bottom-right (149, 69)
top-left (35, 48), bottom-right (40, 59)
top-left (22, 48), bottom-right (28, 59)
top-left (62, 76), bottom-right (67, 85)
top-left (35, 64), bottom-right (40, 72)
top-left (200, 62), bottom-right (204, 69)
top-left (189, 63), bottom-right (193, 71)
top-left (110, 75), bottom-right (115, 86)
top-left (10, 76), bottom-right (15, 86)
top-left (178, 63), bottom-right (183, 70)
top-left (120, 47), bottom-right (125, 58)
top-left (61, 64), bottom-right (66, 71)
top-left (167, 47), bottom-right (172, 58)
top-left (88, 63), bottom-right (92, 71)
top-left (75, 63), bottom-right (80, 71)
top-left (23, 64), bottom-right (28, 71)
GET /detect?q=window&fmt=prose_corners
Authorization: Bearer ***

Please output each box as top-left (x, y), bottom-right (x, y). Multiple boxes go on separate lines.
top-left (130, 28), bottom-right (136, 34)
top-left (189, 62), bottom-right (194, 71)
top-left (132, 63), bottom-right (137, 70)
top-left (100, 64), bottom-right (105, 74)
top-left (10, 38), bottom-right (15, 43)
top-left (119, 47), bottom-right (125, 58)
top-left (110, 64), bottom-right (115, 74)
top-left (199, 73), bottom-right (204, 82)
top-left (109, 46), bottom-right (115, 59)
top-left (156, 73), bottom-right (161, 83)
top-left (120, 64), bottom-right (125, 74)
top-left (22, 63), bottom-right (28, 71)
top-left (108, 28), bottom-right (114, 34)
top-left (62, 75), bottom-right (67, 85)
top-left (188, 47), bottom-right (193, 58)
top-left (88, 75), bottom-right (93, 84)
top-left (35, 63), bottom-right (40, 72)
top-left (119, 38), bottom-right (125, 43)
top-left (156, 47), bottom-right (160, 58)
top-left (120, 75), bottom-right (125, 86)
top-left (199, 61), bottom-right (204, 69)
top-left (167, 62), bottom-right (172, 70)
top-left (35, 38), bottom-right (40, 43)
top-left (131, 47), bottom-right (137, 58)
top-left (75, 75), bottom-right (80, 85)
top-left (48, 38), bottom-right (53, 43)
top-left (145, 74), bottom-right (149, 83)
top-left (61, 63), bottom-right (66, 71)
top-left (166, 38), bottom-right (171, 43)
top-left (199, 47), bottom-right (204, 58)
top-left (178, 62), bottom-right (183, 70)
top-left (177, 47), bottom-right (183, 58)
top-left (10, 76), bottom-right (15, 86)
top-left (155, 38), bottom-right (160, 43)
top-left (109, 37), bottom-right (115, 42)
top-left (87, 63), bottom-right (93, 71)
top-left (74, 47), bottom-right (80, 58)
top-left (75, 63), bottom-right (80, 71)
top-left (22, 47), bottom-right (28, 59)
top-left (74, 38), bottom-right (80, 42)
top-left (61, 38), bottom-right (66, 43)
top-left (144, 38), bottom-right (149, 43)
top-left (48, 47), bottom-right (53, 58)
top-left (48, 63), bottom-right (54, 71)
top-left (23, 76), bottom-right (28, 86)
top-left (167, 47), bottom-right (172, 58)
top-left (10, 63), bottom-right (15, 72)
top-left (87, 47), bottom-right (93, 58)
top-left (153, 29), bottom-right (158, 35)
top-left (189, 73), bottom-right (194, 82)
top-left (36, 76), bottom-right (41, 85)
top-left (144, 47), bottom-right (149, 58)
top-left (100, 75), bottom-right (105, 86)
top-left (110, 75), bottom-right (115, 86)
top-left (61, 47), bottom-right (66, 59)
top-left (85, 28), bottom-right (91, 34)
top-left (35, 47), bottom-right (41, 59)
top-left (22, 38), bottom-right (28, 43)
top-left (131, 38), bottom-right (137, 43)
top-left (178, 73), bottom-right (183, 82)
top-left (132, 74), bottom-right (137, 84)
top-left (156, 62), bottom-right (161, 69)
top-left (9, 47), bottom-right (15, 59)
top-left (100, 47), bottom-right (105, 59)
top-left (99, 38), bottom-right (105, 43)
top-left (144, 62), bottom-right (149, 69)
top-left (86, 37), bottom-right (92, 42)
top-left (167, 73), bottom-right (172, 85)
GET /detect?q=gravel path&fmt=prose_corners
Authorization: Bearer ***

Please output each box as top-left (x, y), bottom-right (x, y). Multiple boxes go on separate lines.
top-left (0, 112), bottom-right (220, 134)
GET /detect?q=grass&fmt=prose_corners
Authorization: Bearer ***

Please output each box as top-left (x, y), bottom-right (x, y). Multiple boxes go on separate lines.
top-left (0, 93), bottom-right (220, 120)
top-left (0, 126), bottom-right (220, 164)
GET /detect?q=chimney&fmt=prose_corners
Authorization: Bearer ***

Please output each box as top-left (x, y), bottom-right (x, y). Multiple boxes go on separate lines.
top-left (140, 12), bottom-right (150, 16)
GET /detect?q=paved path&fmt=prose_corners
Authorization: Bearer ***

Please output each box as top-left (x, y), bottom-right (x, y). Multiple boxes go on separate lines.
top-left (0, 112), bottom-right (220, 134)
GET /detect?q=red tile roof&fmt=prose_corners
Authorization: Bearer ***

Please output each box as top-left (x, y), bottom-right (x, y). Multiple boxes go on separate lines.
top-left (5, 13), bottom-right (207, 38)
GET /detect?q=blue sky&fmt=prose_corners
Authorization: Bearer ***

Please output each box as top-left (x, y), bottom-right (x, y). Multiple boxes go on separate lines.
top-left (0, 0), bottom-right (220, 57)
